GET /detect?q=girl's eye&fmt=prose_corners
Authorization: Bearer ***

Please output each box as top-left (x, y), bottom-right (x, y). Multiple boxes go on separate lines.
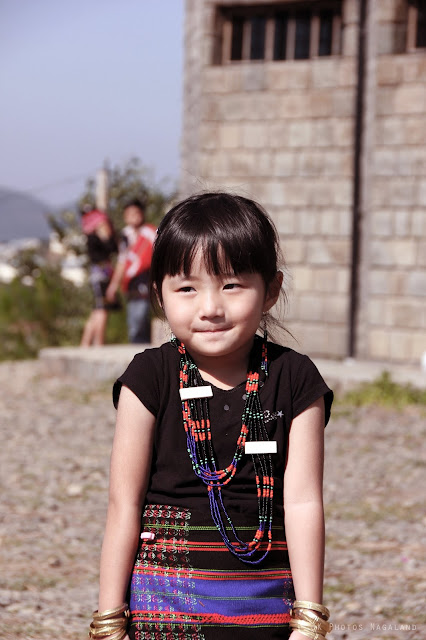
top-left (179, 286), bottom-right (194, 293)
top-left (223, 283), bottom-right (241, 290)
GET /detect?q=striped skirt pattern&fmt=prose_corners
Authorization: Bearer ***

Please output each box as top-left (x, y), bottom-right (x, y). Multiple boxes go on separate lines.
top-left (128, 504), bottom-right (294, 640)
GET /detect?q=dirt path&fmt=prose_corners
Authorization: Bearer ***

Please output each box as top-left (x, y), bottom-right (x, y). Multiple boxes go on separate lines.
top-left (0, 361), bottom-right (424, 640)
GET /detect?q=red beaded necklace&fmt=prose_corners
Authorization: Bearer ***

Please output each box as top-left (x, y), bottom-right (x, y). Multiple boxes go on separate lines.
top-left (174, 335), bottom-right (274, 564)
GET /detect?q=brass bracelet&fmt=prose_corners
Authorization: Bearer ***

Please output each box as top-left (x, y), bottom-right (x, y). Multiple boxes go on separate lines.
top-left (88, 626), bottom-right (128, 640)
top-left (290, 617), bottom-right (327, 636)
top-left (92, 603), bottom-right (129, 620)
top-left (292, 608), bottom-right (332, 634)
top-left (89, 602), bottom-right (129, 640)
top-left (293, 600), bottom-right (330, 620)
top-left (91, 618), bottom-right (126, 629)
top-left (289, 627), bottom-right (323, 640)
top-left (89, 623), bottom-right (127, 636)
top-left (291, 629), bottom-right (324, 640)
top-left (89, 629), bottom-right (127, 640)
top-left (289, 619), bottom-right (327, 640)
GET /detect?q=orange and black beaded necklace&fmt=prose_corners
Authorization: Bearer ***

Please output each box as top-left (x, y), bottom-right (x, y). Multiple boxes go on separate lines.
top-left (174, 335), bottom-right (275, 564)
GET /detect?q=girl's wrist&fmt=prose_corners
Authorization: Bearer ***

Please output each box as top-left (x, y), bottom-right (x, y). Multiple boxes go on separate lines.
top-left (290, 600), bottom-right (331, 638)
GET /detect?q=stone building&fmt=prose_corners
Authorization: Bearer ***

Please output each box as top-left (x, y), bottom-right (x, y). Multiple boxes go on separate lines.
top-left (180, 0), bottom-right (426, 365)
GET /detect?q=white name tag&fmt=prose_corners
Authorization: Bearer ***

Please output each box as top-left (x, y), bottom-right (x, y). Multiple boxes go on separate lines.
top-left (245, 441), bottom-right (277, 455)
top-left (179, 386), bottom-right (213, 401)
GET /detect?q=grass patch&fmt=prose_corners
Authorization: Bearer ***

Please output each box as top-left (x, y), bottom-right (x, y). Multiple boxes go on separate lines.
top-left (380, 605), bottom-right (426, 626)
top-left (6, 575), bottom-right (58, 592)
top-left (324, 581), bottom-right (357, 596)
top-left (325, 500), bottom-right (420, 525)
top-left (51, 385), bottom-right (112, 405)
top-left (337, 372), bottom-right (426, 409)
top-left (2, 622), bottom-right (46, 639)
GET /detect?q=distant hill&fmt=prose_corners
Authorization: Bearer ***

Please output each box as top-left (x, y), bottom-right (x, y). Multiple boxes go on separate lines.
top-left (0, 187), bottom-right (54, 241)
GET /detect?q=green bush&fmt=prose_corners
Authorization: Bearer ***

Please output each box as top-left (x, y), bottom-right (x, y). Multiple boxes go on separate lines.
top-left (104, 304), bottom-right (128, 344)
top-left (0, 267), bottom-right (89, 360)
top-left (0, 267), bottom-right (131, 360)
top-left (338, 371), bottom-right (426, 409)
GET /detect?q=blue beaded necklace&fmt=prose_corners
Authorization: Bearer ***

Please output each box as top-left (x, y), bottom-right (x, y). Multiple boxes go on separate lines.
top-left (174, 335), bottom-right (275, 564)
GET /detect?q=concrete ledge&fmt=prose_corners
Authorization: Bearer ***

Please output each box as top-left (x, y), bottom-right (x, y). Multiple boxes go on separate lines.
top-left (39, 345), bottom-right (426, 391)
top-left (39, 345), bottom-right (149, 383)
top-left (314, 357), bottom-right (426, 392)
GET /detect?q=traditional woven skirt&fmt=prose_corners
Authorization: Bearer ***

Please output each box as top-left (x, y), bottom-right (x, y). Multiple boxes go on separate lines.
top-left (127, 504), bottom-right (294, 640)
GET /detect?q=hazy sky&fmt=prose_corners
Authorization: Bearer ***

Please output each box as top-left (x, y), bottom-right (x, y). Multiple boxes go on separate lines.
top-left (0, 0), bottom-right (184, 207)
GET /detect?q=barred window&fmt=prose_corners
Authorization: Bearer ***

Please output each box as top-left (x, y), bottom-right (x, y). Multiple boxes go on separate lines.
top-left (215, 2), bottom-right (342, 64)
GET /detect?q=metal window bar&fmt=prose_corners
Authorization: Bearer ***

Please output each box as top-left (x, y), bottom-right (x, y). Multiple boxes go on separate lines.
top-left (220, 3), bottom-right (343, 64)
top-left (331, 12), bottom-right (342, 55)
top-left (310, 13), bottom-right (321, 57)
top-left (265, 15), bottom-right (275, 61)
top-left (406, 5), bottom-right (417, 50)
top-left (222, 17), bottom-right (233, 64)
top-left (286, 15), bottom-right (296, 60)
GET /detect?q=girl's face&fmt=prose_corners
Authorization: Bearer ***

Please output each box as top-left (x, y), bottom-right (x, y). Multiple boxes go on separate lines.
top-left (161, 249), bottom-right (279, 366)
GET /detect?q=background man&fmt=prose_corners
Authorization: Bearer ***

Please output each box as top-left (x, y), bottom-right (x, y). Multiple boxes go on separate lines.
top-left (106, 198), bottom-right (156, 343)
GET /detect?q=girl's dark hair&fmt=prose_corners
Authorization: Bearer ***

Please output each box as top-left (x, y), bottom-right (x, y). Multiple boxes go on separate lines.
top-left (150, 192), bottom-right (284, 311)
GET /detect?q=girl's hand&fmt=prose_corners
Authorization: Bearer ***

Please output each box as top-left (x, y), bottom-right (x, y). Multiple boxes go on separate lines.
top-left (289, 630), bottom-right (309, 640)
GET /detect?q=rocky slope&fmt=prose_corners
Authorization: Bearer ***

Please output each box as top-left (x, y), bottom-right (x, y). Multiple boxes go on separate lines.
top-left (0, 361), bottom-right (424, 639)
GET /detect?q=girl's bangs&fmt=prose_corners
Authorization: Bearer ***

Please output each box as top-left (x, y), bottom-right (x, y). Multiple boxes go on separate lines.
top-left (150, 192), bottom-right (282, 310)
top-left (166, 230), bottom-right (259, 278)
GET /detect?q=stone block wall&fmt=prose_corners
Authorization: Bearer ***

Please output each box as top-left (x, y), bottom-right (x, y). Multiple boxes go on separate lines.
top-left (181, 0), bottom-right (358, 359)
top-left (367, 52), bottom-right (426, 362)
top-left (180, 0), bottom-right (426, 364)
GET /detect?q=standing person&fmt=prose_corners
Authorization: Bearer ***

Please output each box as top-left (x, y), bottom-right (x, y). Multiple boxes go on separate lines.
top-left (80, 207), bottom-right (119, 346)
top-left (90, 193), bottom-right (333, 640)
top-left (106, 198), bottom-right (156, 343)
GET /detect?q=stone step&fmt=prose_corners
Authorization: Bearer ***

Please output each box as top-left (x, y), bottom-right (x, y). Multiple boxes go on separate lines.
top-left (38, 344), bottom-right (426, 391)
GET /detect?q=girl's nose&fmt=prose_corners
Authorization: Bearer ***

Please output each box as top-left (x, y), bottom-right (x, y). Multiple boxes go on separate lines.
top-left (199, 291), bottom-right (224, 318)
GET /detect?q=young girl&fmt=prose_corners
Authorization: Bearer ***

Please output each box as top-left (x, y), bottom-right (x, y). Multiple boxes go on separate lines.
top-left (80, 207), bottom-right (119, 346)
top-left (90, 193), bottom-right (333, 640)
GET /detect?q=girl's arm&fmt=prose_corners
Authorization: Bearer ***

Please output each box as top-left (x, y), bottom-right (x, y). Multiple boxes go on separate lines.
top-left (284, 397), bottom-right (325, 605)
top-left (98, 385), bottom-right (156, 610)
top-left (105, 260), bottom-right (126, 302)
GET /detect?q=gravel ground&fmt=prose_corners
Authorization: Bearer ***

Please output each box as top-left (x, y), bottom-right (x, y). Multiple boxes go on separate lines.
top-left (0, 360), bottom-right (424, 640)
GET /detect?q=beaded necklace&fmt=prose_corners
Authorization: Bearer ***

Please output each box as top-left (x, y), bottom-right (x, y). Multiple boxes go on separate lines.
top-left (174, 335), bottom-right (274, 564)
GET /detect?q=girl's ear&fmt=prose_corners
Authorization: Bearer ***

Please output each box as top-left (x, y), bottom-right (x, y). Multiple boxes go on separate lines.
top-left (153, 283), bottom-right (161, 304)
top-left (263, 271), bottom-right (283, 312)
top-left (153, 284), bottom-right (165, 316)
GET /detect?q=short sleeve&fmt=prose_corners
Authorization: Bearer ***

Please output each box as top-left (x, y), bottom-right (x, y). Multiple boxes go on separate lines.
top-left (112, 348), bottom-right (161, 416)
top-left (291, 355), bottom-right (333, 426)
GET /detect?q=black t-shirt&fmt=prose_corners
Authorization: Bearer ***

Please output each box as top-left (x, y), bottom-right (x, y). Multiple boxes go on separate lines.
top-left (87, 232), bottom-right (117, 264)
top-left (113, 338), bottom-right (333, 516)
